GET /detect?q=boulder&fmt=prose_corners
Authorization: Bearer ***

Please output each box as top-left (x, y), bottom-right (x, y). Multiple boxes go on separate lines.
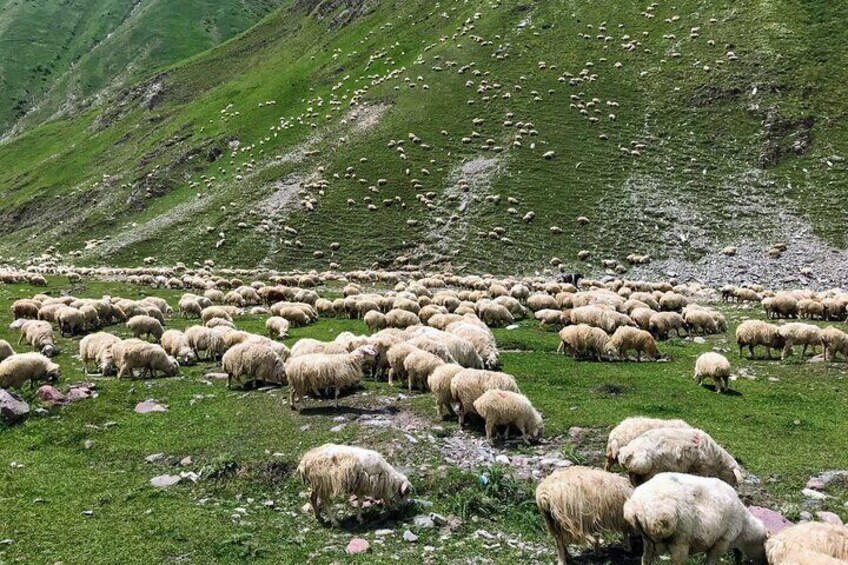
top-left (0, 389), bottom-right (29, 425)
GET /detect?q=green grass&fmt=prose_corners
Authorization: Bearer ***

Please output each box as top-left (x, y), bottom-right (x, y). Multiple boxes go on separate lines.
top-left (0, 0), bottom-right (846, 272)
top-left (1, 278), bottom-right (847, 563)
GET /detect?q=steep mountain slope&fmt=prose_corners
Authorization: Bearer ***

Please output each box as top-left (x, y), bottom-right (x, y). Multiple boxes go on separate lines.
top-left (0, 0), bottom-right (846, 281)
top-left (0, 0), bottom-right (284, 133)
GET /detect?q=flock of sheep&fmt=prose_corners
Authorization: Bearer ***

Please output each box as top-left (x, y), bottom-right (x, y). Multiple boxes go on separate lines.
top-left (2, 265), bottom-right (848, 563)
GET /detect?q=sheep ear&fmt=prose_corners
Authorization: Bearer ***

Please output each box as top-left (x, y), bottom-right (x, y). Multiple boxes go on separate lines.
top-left (400, 481), bottom-right (411, 496)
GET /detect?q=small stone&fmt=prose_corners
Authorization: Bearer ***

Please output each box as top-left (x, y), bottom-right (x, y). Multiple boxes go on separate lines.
top-left (375, 529), bottom-right (394, 537)
top-left (204, 372), bottom-right (229, 380)
top-left (430, 513), bottom-right (448, 526)
top-left (84, 440), bottom-right (94, 450)
top-left (330, 424), bottom-right (346, 432)
top-left (82, 510), bottom-right (94, 517)
top-left (475, 529), bottom-right (496, 541)
top-left (414, 515), bottom-right (435, 529)
top-left (346, 538), bottom-right (370, 555)
top-left (802, 488), bottom-right (829, 500)
top-left (145, 453), bottom-right (165, 463)
top-left (505, 324), bottom-right (519, 330)
top-left (263, 500), bottom-right (275, 508)
top-left (806, 478), bottom-right (827, 491)
top-left (817, 511), bottom-right (844, 526)
top-left (0, 539), bottom-right (12, 545)
top-left (301, 502), bottom-right (312, 514)
top-left (36, 385), bottom-right (66, 406)
top-left (0, 389), bottom-right (30, 424)
top-left (403, 530), bottom-right (418, 543)
top-left (180, 456), bottom-right (193, 466)
top-left (747, 506), bottom-right (793, 535)
top-left (693, 337), bottom-right (706, 344)
top-left (150, 475), bottom-right (182, 488)
top-left (135, 401), bottom-right (168, 414)
top-left (495, 455), bottom-right (509, 465)
top-left (66, 387), bottom-right (92, 402)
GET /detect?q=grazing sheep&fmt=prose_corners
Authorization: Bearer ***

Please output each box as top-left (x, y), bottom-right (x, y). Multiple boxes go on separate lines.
top-left (535, 308), bottom-right (564, 326)
top-left (179, 298), bottom-right (202, 318)
top-left (694, 352), bottom-right (732, 393)
top-left (473, 389), bottom-right (543, 444)
top-left (649, 311), bottom-right (687, 340)
top-left (201, 306), bottom-right (233, 323)
top-left (617, 427), bottom-right (743, 486)
top-left (18, 320), bottom-right (57, 357)
top-left (56, 307), bottom-right (86, 337)
top-left (79, 332), bottom-right (121, 375)
top-left (778, 322), bottom-right (821, 359)
top-left (0, 340), bottom-right (14, 362)
top-left (385, 342), bottom-right (418, 384)
top-left (275, 305), bottom-right (311, 327)
top-left (477, 302), bottom-right (514, 327)
top-left (735, 320), bottom-right (784, 359)
top-left (446, 321), bottom-right (500, 369)
top-left (290, 338), bottom-right (349, 357)
top-left (286, 345), bottom-right (378, 411)
top-left (766, 522), bottom-right (848, 564)
top-left (385, 308), bottom-right (421, 329)
top-left (403, 348), bottom-right (444, 391)
top-left (624, 473), bottom-right (767, 565)
top-left (821, 326), bottom-right (848, 362)
top-left (364, 310), bottom-right (386, 333)
top-left (0, 353), bottom-right (60, 389)
top-left (127, 315), bottom-right (164, 342)
top-left (536, 466), bottom-right (634, 565)
top-left (450, 368), bottom-right (520, 426)
top-left (798, 298), bottom-right (825, 320)
top-left (557, 324), bottom-right (607, 361)
top-left (185, 325), bottom-right (225, 360)
top-left (763, 294), bottom-right (798, 319)
top-left (605, 417), bottom-right (692, 471)
top-left (682, 306), bottom-right (719, 335)
top-left (427, 313), bottom-right (464, 330)
top-left (427, 363), bottom-right (464, 417)
top-left (265, 316), bottom-right (290, 339)
top-left (605, 326), bottom-right (658, 361)
top-left (222, 341), bottom-right (286, 389)
top-left (114, 340), bottom-right (179, 379)
top-left (160, 330), bottom-right (198, 365)
top-left (297, 443), bottom-right (412, 526)
top-left (12, 299), bottom-right (41, 319)
top-left (205, 317), bottom-right (236, 329)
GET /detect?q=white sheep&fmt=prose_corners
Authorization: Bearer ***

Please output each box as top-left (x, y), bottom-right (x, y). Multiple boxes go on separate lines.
top-left (0, 353), bottom-right (61, 389)
top-left (694, 352), bottom-right (731, 393)
top-left (450, 368), bottom-right (520, 426)
top-left (820, 326), bottom-right (848, 362)
top-left (649, 311), bottom-right (687, 340)
top-left (403, 348), bottom-right (444, 392)
top-left (285, 345), bottom-right (377, 411)
top-left (57, 307), bottom-right (86, 337)
top-left (79, 332), bottom-right (121, 375)
top-left (605, 417), bottom-right (692, 471)
top-left (222, 341), bottom-right (286, 389)
top-left (265, 316), bottom-right (290, 339)
top-left (185, 325), bottom-right (225, 360)
top-left (297, 443), bottom-right (412, 526)
top-left (557, 324), bottom-right (607, 361)
top-left (446, 321), bottom-right (500, 369)
top-left (536, 466), bottom-right (634, 565)
top-left (473, 389), bottom-right (543, 444)
top-left (114, 339), bottom-right (178, 379)
top-left (427, 363), bottom-right (464, 417)
top-left (17, 320), bottom-right (57, 357)
top-left (364, 310), bottom-right (386, 333)
top-left (766, 522), bottom-right (848, 564)
top-left (0, 340), bottom-right (14, 362)
top-left (604, 326), bottom-right (658, 361)
top-left (127, 315), bottom-right (165, 342)
top-left (385, 308), bottom-right (421, 328)
top-left (735, 320), bottom-right (785, 359)
top-left (160, 330), bottom-right (198, 365)
top-left (778, 322), bottom-right (821, 359)
top-left (178, 297), bottom-right (202, 318)
top-left (617, 427), bottom-right (743, 486)
top-left (624, 472), bottom-right (767, 565)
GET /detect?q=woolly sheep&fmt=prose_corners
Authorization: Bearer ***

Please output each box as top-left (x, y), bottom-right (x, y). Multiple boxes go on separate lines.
top-left (766, 522), bottom-right (848, 564)
top-left (126, 315), bottom-right (164, 342)
top-left (557, 324), bottom-right (607, 361)
top-left (473, 389), bottom-right (543, 444)
top-left (160, 330), bottom-right (198, 365)
top-left (446, 321), bottom-right (500, 369)
top-left (624, 473), bottom-right (767, 565)
top-left (114, 339), bottom-right (179, 379)
top-left (427, 313), bottom-right (464, 330)
top-left (222, 341), bottom-right (286, 389)
top-left (605, 326), bottom-right (658, 361)
top-left (630, 307), bottom-right (656, 331)
top-left (185, 325), bottom-right (225, 360)
top-left (297, 443), bottom-right (412, 525)
top-left (275, 306), bottom-right (311, 327)
top-left (12, 299), bottom-right (41, 319)
top-left (617, 427), bottom-right (743, 486)
top-left (450, 368), bottom-right (520, 426)
top-left (385, 308), bottom-right (421, 329)
top-left (57, 307), bottom-right (86, 337)
top-left (286, 345), bottom-right (378, 411)
top-left (0, 340), bottom-right (14, 362)
top-left (536, 466), bottom-right (634, 565)
top-left (736, 320), bottom-right (784, 359)
top-left (0, 353), bottom-right (60, 389)
top-left (694, 352), bottom-right (731, 393)
top-left (201, 306), bottom-right (233, 324)
top-left (205, 317), bottom-right (236, 329)
top-left (18, 320), bottom-right (57, 357)
top-left (265, 316), bottom-right (290, 339)
top-left (79, 332), bottom-right (121, 375)
top-left (385, 342), bottom-right (418, 384)
top-left (477, 301), bottom-right (514, 327)
top-left (649, 311), bottom-right (686, 340)
top-left (291, 338), bottom-right (349, 357)
top-left (407, 329), bottom-right (483, 369)
top-left (179, 298), bottom-right (202, 318)
top-left (427, 363), bottom-right (464, 417)
top-left (404, 348), bottom-right (444, 391)
top-left (605, 417), bottom-right (692, 471)
top-left (778, 322), bottom-right (821, 359)
top-left (527, 293), bottom-right (559, 312)
top-left (364, 310), bottom-right (387, 333)
top-left (763, 294), bottom-right (798, 319)
top-left (682, 307), bottom-right (719, 335)
top-left (798, 298), bottom-right (825, 320)
top-left (821, 326), bottom-right (848, 362)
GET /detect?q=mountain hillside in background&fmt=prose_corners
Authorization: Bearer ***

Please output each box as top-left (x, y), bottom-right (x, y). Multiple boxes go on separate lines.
top-left (0, 0), bottom-right (284, 133)
top-left (0, 0), bottom-right (846, 285)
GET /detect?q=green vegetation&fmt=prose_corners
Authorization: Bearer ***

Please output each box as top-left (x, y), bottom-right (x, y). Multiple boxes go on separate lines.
top-left (1, 278), bottom-right (847, 563)
top-left (0, 0), bottom-right (845, 272)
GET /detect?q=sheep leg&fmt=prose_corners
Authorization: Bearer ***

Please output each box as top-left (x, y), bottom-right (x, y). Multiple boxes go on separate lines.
top-left (503, 425), bottom-right (510, 441)
top-left (457, 405), bottom-right (465, 427)
top-left (762, 345), bottom-right (769, 359)
top-left (333, 387), bottom-right (340, 409)
top-left (289, 388), bottom-right (297, 411)
top-left (485, 421), bottom-right (495, 443)
top-left (603, 457), bottom-right (614, 472)
top-left (640, 538), bottom-right (656, 565)
top-left (668, 543), bottom-right (689, 565)
top-left (802, 344), bottom-right (809, 356)
top-left (387, 369), bottom-right (394, 385)
top-left (356, 501), bottom-right (364, 524)
top-left (781, 344), bottom-right (791, 360)
top-left (407, 375), bottom-right (413, 392)
top-left (554, 536), bottom-right (570, 565)
top-left (704, 542), bottom-right (730, 565)
top-left (17, 334), bottom-right (25, 345)
top-left (310, 491), bottom-right (322, 521)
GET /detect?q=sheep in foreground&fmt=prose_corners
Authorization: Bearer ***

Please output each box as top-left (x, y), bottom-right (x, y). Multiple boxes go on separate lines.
top-left (427, 363), bottom-right (464, 417)
top-left (290, 338), bottom-right (349, 357)
top-left (446, 321), bottom-right (500, 369)
top-left (473, 389), bottom-right (543, 444)
top-left (160, 330), bottom-right (198, 365)
top-left (604, 326), bottom-right (658, 361)
top-left (778, 322), bottom-right (821, 359)
top-left (185, 326), bottom-right (225, 360)
top-left (450, 368), bottom-right (520, 426)
top-left (297, 443), bottom-right (412, 526)
top-left (17, 320), bottom-right (57, 357)
top-left (557, 324), bottom-right (607, 361)
top-left (536, 466), bottom-right (634, 565)
top-left (403, 348), bottom-right (444, 392)
top-left (265, 316), bottom-right (290, 339)
top-left (286, 345), bottom-right (378, 411)
top-left (222, 341), bottom-right (286, 389)
top-left (624, 473), bottom-right (767, 565)
top-left (765, 522), bottom-right (848, 564)
top-left (0, 340), bottom-right (15, 362)
top-left (820, 326), bottom-right (848, 362)
top-left (694, 352), bottom-right (732, 393)
top-left (127, 315), bottom-right (164, 342)
top-left (617, 427), bottom-right (743, 486)
top-left (385, 342), bottom-right (418, 385)
top-left (735, 319), bottom-right (784, 359)
top-left (605, 417), bottom-right (692, 471)
top-left (79, 332), bottom-right (121, 375)
top-left (0, 353), bottom-right (61, 390)
top-left (114, 340), bottom-right (179, 379)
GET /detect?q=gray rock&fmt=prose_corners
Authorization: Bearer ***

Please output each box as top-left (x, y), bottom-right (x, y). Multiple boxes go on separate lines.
top-left (374, 529), bottom-right (394, 537)
top-left (145, 453), bottom-right (165, 463)
top-left (413, 515), bottom-right (435, 529)
top-left (0, 389), bottom-right (29, 425)
top-left (403, 530), bottom-right (418, 543)
top-left (150, 474), bottom-right (182, 488)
